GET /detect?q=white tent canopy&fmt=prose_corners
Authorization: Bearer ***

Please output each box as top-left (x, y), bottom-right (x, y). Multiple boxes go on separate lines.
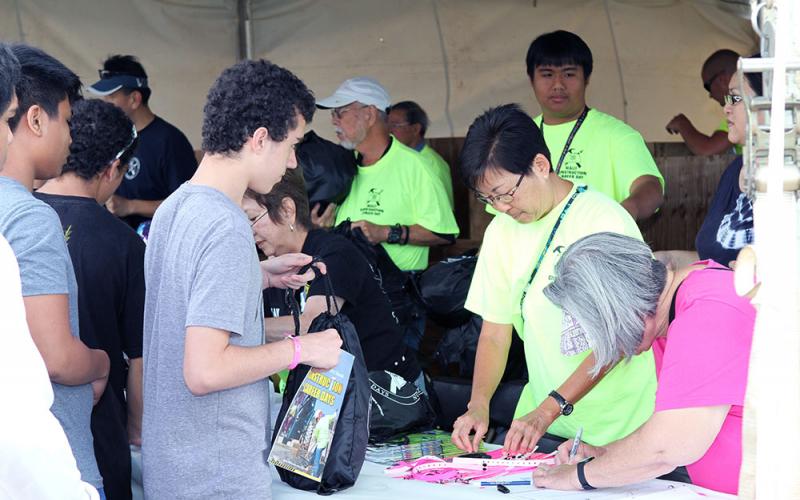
top-left (1, 0), bottom-right (757, 147)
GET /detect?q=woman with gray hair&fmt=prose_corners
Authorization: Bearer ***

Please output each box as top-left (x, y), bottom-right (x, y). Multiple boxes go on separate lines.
top-left (533, 232), bottom-right (755, 495)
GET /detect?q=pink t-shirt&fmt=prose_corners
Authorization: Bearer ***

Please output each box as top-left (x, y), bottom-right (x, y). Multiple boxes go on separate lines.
top-left (652, 261), bottom-right (755, 495)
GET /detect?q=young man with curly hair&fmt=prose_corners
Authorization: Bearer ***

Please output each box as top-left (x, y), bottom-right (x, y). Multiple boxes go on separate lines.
top-left (141, 60), bottom-right (343, 499)
top-left (0, 44), bottom-right (109, 496)
top-left (37, 99), bottom-right (143, 500)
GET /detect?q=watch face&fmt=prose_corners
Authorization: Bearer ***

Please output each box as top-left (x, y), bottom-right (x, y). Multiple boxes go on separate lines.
top-left (562, 403), bottom-right (574, 416)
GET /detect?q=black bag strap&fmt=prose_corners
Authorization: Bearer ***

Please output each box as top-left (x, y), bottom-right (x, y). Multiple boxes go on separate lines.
top-left (285, 257), bottom-right (342, 337)
top-left (668, 265), bottom-right (732, 323)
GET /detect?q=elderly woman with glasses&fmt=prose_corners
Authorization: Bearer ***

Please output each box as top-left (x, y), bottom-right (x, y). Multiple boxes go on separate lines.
top-left (533, 232), bottom-right (755, 495)
top-left (658, 67), bottom-right (762, 271)
top-left (242, 168), bottom-right (423, 390)
top-left (451, 104), bottom-right (656, 457)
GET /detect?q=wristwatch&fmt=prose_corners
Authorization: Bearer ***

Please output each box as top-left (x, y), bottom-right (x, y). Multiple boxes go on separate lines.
top-left (387, 223), bottom-right (403, 244)
top-left (576, 456), bottom-right (596, 490)
top-left (548, 390), bottom-right (574, 416)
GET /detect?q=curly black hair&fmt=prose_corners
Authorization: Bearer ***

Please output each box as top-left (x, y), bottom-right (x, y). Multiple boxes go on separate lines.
top-left (201, 59), bottom-right (315, 155)
top-left (62, 99), bottom-right (138, 180)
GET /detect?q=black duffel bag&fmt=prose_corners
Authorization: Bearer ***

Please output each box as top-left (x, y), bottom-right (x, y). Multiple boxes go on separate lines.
top-left (272, 269), bottom-right (370, 495)
top-left (297, 131), bottom-right (357, 214)
top-left (414, 250), bottom-right (478, 328)
top-left (367, 370), bottom-right (436, 443)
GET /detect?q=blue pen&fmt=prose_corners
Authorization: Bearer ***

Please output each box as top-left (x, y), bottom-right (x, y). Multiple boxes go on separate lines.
top-left (569, 426), bottom-right (583, 462)
top-left (479, 480), bottom-right (532, 487)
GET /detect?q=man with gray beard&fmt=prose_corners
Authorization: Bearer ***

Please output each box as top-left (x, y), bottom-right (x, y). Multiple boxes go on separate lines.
top-left (314, 77), bottom-right (458, 351)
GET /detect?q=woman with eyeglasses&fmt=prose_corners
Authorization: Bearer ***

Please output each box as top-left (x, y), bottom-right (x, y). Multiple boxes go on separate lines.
top-left (450, 104), bottom-right (656, 459)
top-left (658, 68), bottom-right (761, 270)
top-left (242, 168), bottom-right (423, 389)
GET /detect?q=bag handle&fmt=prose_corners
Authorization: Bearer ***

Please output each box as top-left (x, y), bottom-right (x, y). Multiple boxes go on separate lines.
top-left (297, 257), bottom-right (341, 316)
top-left (283, 257), bottom-right (342, 337)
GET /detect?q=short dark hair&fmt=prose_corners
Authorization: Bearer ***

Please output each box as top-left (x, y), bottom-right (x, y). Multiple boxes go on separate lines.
top-left (202, 59), bottom-right (315, 155)
top-left (102, 54), bottom-right (151, 105)
top-left (389, 100), bottom-right (429, 137)
top-left (459, 103), bottom-right (551, 191)
top-left (61, 99), bottom-right (138, 180)
top-left (9, 44), bottom-right (82, 131)
top-left (526, 30), bottom-right (593, 80)
top-left (244, 168), bottom-right (312, 231)
top-left (0, 43), bottom-right (20, 114)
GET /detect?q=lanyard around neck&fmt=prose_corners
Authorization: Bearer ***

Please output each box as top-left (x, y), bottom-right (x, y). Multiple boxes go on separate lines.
top-left (539, 106), bottom-right (590, 175)
top-left (519, 185), bottom-right (587, 321)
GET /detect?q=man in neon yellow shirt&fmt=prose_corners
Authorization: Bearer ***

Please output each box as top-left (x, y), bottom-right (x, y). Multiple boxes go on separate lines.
top-left (526, 30), bottom-right (664, 221)
top-left (665, 49), bottom-right (741, 156)
top-left (451, 104), bottom-right (655, 454)
top-left (315, 77), bottom-right (458, 272)
top-left (388, 101), bottom-right (454, 209)
top-left (316, 78), bottom-right (458, 351)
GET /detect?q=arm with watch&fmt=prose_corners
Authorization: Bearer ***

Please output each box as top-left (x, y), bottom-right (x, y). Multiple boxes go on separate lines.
top-left (502, 353), bottom-right (612, 454)
top-left (532, 405), bottom-right (729, 490)
top-left (350, 219), bottom-right (454, 246)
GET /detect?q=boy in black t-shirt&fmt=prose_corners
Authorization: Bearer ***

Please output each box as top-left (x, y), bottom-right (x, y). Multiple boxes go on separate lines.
top-left (87, 55), bottom-right (197, 231)
top-left (37, 99), bottom-right (144, 500)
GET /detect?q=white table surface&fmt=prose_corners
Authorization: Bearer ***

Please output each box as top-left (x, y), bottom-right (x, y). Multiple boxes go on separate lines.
top-left (270, 460), bottom-right (735, 500)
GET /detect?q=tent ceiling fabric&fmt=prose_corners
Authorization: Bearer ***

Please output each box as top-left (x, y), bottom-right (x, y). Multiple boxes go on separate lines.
top-left (2, 0), bottom-right (756, 146)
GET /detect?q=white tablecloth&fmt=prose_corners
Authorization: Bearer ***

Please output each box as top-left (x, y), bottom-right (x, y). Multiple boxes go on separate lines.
top-left (271, 460), bottom-right (735, 500)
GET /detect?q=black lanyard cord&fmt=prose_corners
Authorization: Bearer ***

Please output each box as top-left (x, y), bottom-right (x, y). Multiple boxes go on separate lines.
top-left (519, 185), bottom-right (587, 322)
top-left (539, 107), bottom-right (590, 175)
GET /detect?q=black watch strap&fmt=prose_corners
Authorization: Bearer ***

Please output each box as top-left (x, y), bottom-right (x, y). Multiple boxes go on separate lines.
top-left (387, 223), bottom-right (403, 244)
top-left (577, 456), bottom-right (595, 490)
top-left (548, 390), bottom-right (574, 416)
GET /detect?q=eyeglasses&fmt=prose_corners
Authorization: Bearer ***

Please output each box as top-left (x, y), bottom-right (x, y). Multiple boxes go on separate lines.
top-left (703, 70), bottom-right (726, 93)
top-left (98, 69), bottom-right (133, 79)
top-left (331, 104), bottom-right (367, 120)
top-left (112, 124), bottom-right (138, 163)
top-left (474, 173), bottom-right (525, 205)
top-left (388, 121), bottom-right (410, 130)
top-left (250, 209), bottom-right (269, 227)
top-left (723, 94), bottom-right (744, 106)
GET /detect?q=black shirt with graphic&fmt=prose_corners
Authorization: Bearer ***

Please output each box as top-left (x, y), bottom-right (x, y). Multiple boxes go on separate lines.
top-left (116, 115), bottom-right (197, 229)
top-left (35, 192), bottom-right (145, 499)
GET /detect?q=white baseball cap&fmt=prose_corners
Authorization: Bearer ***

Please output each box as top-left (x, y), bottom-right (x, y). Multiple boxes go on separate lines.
top-left (316, 77), bottom-right (391, 112)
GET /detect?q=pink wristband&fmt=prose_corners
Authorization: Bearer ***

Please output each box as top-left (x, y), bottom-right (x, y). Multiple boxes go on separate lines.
top-left (287, 336), bottom-right (301, 370)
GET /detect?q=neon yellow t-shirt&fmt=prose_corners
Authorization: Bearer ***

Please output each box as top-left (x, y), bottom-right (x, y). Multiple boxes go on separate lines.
top-left (536, 109), bottom-right (664, 203)
top-left (335, 139), bottom-right (459, 271)
top-left (466, 185), bottom-right (656, 446)
top-left (716, 118), bottom-right (743, 155)
top-left (420, 144), bottom-right (454, 210)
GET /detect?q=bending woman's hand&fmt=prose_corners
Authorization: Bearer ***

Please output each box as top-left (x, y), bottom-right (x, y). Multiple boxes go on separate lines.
top-left (451, 404), bottom-right (490, 453)
top-left (503, 407), bottom-right (556, 455)
top-left (261, 253), bottom-right (327, 289)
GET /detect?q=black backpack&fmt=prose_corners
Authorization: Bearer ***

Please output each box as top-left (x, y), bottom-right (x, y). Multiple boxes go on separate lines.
top-left (297, 131), bottom-right (357, 214)
top-left (272, 269), bottom-right (370, 495)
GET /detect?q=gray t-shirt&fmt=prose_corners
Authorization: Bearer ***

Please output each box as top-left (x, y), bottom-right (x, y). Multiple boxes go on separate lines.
top-left (0, 175), bottom-right (102, 488)
top-left (142, 183), bottom-right (269, 499)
